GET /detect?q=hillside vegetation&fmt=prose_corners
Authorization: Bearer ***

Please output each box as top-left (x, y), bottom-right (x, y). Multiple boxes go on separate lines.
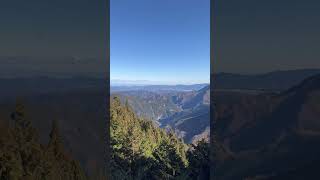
top-left (110, 96), bottom-right (209, 180)
top-left (0, 101), bottom-right (88, 180)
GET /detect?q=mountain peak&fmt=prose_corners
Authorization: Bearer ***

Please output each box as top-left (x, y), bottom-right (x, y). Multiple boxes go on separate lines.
top-left (282, 73), bottom-right (320, 95)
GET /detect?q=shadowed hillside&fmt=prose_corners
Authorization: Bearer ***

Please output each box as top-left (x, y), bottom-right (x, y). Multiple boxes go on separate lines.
top-left (213, 74), bottom-right (320, 179)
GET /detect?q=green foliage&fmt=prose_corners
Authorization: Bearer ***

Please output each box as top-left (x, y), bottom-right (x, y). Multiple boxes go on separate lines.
top-left (111, 96), bottom-right (187, 179)
top-left (184, 140), bottom-right (210, 180)
top-left (0, 101), bottom-right (88, 180)
top-left (110, 96), bottom-right (210, 180)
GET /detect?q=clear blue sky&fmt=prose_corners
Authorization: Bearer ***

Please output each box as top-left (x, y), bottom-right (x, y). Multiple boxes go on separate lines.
top-left (110, 0), bottom-right (210, 84)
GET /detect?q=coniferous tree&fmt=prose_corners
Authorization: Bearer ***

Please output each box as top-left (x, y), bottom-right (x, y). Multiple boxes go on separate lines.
top-left (47, 120), bottom-right (64, 159)
top-left (185, 140), bottom-right (210, 180)
top-left (46, 119), bottom-right (87, 180)
top-left (0, 128), bottom-right (23, 180)
top-left (11, 100), bottom-right (42, 179)
top-left (0, 100), bottom-right (89, 180)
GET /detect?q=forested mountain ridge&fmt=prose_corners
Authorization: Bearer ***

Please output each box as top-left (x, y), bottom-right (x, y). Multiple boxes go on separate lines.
top-left (112, 91), bottom-right (181, 122)
top-left (110, 96), bottom-right (209, 180)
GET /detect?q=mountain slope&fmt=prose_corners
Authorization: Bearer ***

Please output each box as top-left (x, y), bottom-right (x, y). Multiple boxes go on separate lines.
top-left (161, 85), bottom-right (210, 143)
top-left (213, 74), bottom-right (320, 179)
top-left (112, 91), bottom-right (182, 122)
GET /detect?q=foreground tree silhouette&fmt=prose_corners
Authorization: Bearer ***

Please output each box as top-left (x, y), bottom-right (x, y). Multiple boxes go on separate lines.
top-left (11, 100), bottom-right (42, 179)
top-left (46, 119), bottom-right (87, 180)
top-left (0, 100), bottom-right (88, 180)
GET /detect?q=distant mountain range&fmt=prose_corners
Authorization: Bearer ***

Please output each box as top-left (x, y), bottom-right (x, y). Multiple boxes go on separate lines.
top-left (0, 56), bottom-right (106, 78)
top-left (0, 77), bottom-right (107, 100)
top-left (111, 83), bottom-right (209, 92)
top-left (214, 69), bottom-right (320, 91)
top-left (213, 73), bottom-right (320, 179)
top-left (111, 79), bottom-right (209, 86)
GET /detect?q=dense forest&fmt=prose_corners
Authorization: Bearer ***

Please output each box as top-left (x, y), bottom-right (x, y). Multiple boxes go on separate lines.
top-left (0, 101), bottom-right (88, 180)
top-left (110, 96), bottom-right (210, 180)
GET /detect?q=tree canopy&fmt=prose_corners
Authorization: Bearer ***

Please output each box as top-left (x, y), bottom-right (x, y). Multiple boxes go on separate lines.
top-left (0, 101), bottom-right (87, 180)
top-left (110, 96), bottom-right (210, 180)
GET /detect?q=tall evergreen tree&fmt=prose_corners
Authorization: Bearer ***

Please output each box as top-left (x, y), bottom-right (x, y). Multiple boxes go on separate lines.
top-left (185, 140), bottom-right (210, 179)
top-left (0, 100), bottom-right (89, 180)
top-left (11, 100), bottom-right (42, 179)
top-left (47, 120), bottom-right (64, 158)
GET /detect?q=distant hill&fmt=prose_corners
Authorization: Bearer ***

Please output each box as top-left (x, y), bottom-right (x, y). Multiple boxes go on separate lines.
top-left (0, 77), bottom-right (106, 100)
top-left (0, 56), bottom-right (106, 78)
top-left (214, 69), bottom-right (320, 91)
top-left (213, 73), bottom-right (320, 179)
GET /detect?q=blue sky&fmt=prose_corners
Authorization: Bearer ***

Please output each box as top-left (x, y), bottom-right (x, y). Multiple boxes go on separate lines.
top-left (110, 0), bottom-right (210, 84)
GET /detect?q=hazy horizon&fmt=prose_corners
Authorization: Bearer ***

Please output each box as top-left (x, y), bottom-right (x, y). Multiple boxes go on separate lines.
top-left (110, 79), bottom-right (210, 86)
